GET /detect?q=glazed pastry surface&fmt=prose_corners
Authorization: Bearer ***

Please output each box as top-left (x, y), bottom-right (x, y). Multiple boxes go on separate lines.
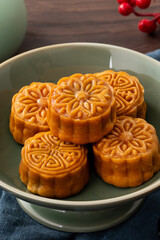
top-left (19, 131), bottom-right (89, 198)
top-left (47, 73), bottom-right (117, 144)
top-left (93, 116), bottom-right (160, 187)
top-left (94, 70), bottom-right (146, 118)
top-left (10, 82), bottom-right (55, 144)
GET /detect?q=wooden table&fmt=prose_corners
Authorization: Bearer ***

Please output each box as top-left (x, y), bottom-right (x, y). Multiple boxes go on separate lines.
top-left (18, 0), bottom-right (160, 54)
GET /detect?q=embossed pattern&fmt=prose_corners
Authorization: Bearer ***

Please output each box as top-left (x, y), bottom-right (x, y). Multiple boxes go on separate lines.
top-left (51, 73), bottom-right (114, 119)
top-left (94, 70), bottom-right (145, 117)
top-left (96, 117), bottom-right (156, 158)
top-left (14, 82), bottom-right (55, 125)
top-left (24, 131), bottom-right (87, 175)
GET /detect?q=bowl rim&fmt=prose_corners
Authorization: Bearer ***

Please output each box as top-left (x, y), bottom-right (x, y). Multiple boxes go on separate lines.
top-left (0, 42), bottom-right (160, 210)
top-left (1, 42), bottom-right (160, 69)
top-left (1, 175), bottom-right (160, 210)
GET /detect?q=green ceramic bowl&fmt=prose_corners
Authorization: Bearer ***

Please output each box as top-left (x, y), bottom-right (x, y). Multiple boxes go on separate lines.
top-left (0, 0), bottom-right (27, 62)
top-left (0, 43), bottom-right (160, 232)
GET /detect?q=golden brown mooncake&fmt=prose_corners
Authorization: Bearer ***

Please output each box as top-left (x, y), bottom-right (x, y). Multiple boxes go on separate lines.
top-left (19, 131), bottom-right (89, 198)
top-left (47, 73), bottom-right (117, 145)
top-left (9, 82), bottom-right (55, 144)
top-left (93, 116), bottom-right (160, 188)
top-left (94, 70), bottom-right (146, 118)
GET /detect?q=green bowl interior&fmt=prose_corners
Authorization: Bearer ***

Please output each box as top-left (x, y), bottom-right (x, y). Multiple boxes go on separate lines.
top-left (0, 43), bottom-right (160, 208)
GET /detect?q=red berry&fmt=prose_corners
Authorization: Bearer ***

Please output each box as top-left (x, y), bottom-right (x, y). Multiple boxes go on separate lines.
top-left (136, 0), bottom-right (151, 9)
top-left (130, 0), bottom-right (136, 6)
top-left (119, 3), bottom-right (133, 16)
top-left (138, 19), bottom-right (157, 33)
top-left (117, 0), bottom-right (130, 3)
top-left (117, 0), bottom-right (136, 6)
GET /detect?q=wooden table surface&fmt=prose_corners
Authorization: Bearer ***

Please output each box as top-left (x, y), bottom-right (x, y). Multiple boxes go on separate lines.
top-left (18, 0), bottom-right (160, 54)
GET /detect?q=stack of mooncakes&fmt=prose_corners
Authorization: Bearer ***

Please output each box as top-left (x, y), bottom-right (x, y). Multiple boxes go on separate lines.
top-left (9, 70), bottom-right (160, 198)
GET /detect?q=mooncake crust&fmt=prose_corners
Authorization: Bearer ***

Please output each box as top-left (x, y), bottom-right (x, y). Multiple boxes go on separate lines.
top-left (93, 116), bottom-right (160, 188)
top-left (94, 70), bottom-right (146, 118)
top-left (47, 73), bottom-right (117, 144)
top-left (19, 131), bottom-right (89, 198)
top-left (9, 82), bottom-right (55, 144)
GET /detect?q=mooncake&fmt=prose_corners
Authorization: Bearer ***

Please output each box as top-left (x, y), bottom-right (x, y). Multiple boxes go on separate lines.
top-left (47, 73), bottom-right (117, 145)
top-left (93, 116), bottom-right (160, 188)
top-left (94, 70), bottom-right (146, 118)
top-left (9, 82), bottom-right (55, 144)
top-left (19, 131), bottom-right (89, 198)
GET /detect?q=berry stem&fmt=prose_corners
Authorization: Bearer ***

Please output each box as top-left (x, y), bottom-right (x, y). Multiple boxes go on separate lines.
top-left (132, 9), bottom-right (157, 17)
top-left (117, 0), bottom-right (160, 33)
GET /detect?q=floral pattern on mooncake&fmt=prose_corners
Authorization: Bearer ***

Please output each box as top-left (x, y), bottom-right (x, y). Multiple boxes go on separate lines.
top-left (10, 82), bottom-right (55, 144)
top-left (94, 70), bottom-right (146, 118)
top-left (93, 116), bottom-right (160, 187)
top-left (98, 117), bottom-right (155, 157)
top-left (51, 74), bottom-right (113, 119)
top-left (47, 74), bottom-right (117, 144)
top-left (19, 131), bottom-right (89, 198)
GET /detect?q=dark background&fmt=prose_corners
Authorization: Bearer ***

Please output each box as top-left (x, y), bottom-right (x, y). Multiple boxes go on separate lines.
top-left (17, 0), bottom-right (160, 54)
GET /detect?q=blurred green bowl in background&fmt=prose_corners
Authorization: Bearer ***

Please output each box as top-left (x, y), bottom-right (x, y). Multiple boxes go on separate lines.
top-left (0, 0), bottom-right (27, 62)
